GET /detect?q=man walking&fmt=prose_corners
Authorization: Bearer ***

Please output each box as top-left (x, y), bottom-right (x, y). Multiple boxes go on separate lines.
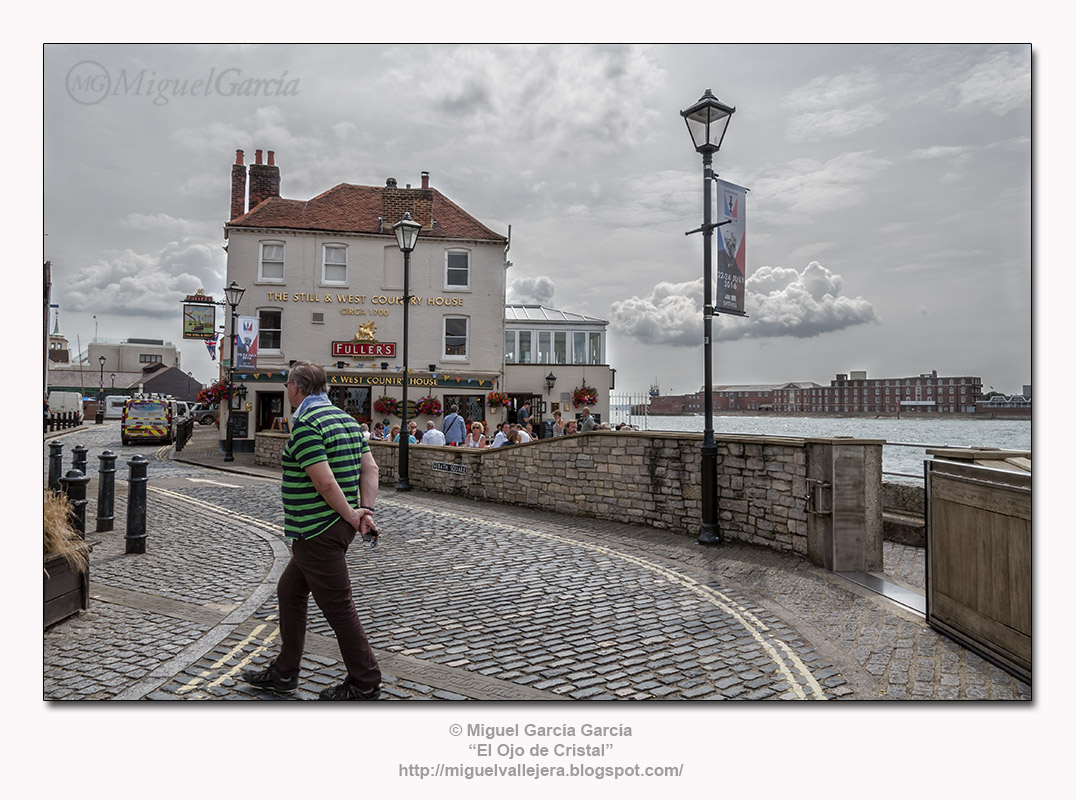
top-left (442, 403), bottom-right (467, 445)
top-left (242, 361), bottom-right (382, 701)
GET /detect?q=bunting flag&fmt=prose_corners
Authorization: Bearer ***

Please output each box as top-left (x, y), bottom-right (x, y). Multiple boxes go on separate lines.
top-left (205, 336), bottom-right (218, 360)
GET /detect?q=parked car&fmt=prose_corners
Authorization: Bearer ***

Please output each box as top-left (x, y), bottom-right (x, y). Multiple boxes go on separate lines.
top-left (175, 401), bottom-right (192, 423)
top-left (189, 403), bottom-right (219, 425)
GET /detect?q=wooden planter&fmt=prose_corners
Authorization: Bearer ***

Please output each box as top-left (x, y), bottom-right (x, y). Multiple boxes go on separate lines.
top-left (44, 550), bottom-right (90, 628)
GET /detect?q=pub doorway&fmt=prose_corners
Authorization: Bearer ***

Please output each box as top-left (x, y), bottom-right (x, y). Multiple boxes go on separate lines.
top-left (257, 391), bottom-right (285, 432)
top-left (508, 393), bottom-right (544, 437)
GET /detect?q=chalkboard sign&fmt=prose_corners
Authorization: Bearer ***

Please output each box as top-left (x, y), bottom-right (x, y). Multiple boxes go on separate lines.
top-left (229, 411), bottom-right (249, 439)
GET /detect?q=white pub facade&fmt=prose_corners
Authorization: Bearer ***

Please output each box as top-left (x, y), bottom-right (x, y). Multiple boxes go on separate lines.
top-left (219, 149), bottom-right (612, 450)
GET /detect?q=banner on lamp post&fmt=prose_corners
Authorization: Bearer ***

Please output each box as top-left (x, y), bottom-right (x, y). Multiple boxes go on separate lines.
top-left (236, 316), bottom-right (259, 369)
top-left (716, 179), bottom-right (748, 316)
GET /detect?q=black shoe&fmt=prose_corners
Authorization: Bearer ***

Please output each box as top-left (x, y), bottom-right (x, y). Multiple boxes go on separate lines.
top-left (319, 677), bottom-right (381, 701)
top-left (242, 663), bottom-right (298, 692)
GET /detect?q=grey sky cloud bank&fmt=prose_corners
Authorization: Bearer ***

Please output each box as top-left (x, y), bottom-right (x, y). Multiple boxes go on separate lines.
top-left (43, 43), bottom-right (1031, 396)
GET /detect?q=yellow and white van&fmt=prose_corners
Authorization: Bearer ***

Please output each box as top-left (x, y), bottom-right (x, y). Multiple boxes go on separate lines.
top-left (121, 398), bottom-right (177, 445)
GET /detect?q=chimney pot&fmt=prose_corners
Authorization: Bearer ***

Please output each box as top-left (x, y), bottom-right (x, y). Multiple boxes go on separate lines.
top-left (386, 177), bottom-right (397, 188)
top-left (255, 149), bottom-right (263, 165)
top-left (421, 171), bottom-right (429, 190)
top-left (235, 149), bottom-right (244, 165)
top-left (267, 150), bottom-right (275, 166)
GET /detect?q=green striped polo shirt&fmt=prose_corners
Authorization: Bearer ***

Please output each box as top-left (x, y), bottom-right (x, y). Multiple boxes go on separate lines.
top-left (280, 403), bottom-right (369, 540)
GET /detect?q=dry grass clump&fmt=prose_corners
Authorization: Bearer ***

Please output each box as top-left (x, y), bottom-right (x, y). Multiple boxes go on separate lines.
top-left (44, 490), bottom-right (88, 576)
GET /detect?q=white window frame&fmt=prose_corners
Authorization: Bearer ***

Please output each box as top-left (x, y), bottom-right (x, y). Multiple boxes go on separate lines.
top-left (322, 244), bottom-right (348, 286)
top-left (553, 331), bottom-right (568, 364)
top-left (505, 330), bottom-right (517, 364)
top-left (259, 241), bottom-right (285, 283)
top-left (518, 330), bottom-right (533, 364)
top-left (258, 307), bottom-right (283, 352)
top-left (537, 331), bottom-right (552, 364)
top-left (445, 248), bottom-right (471, 291)
top-left (443, 316), bottom-right (469, 361)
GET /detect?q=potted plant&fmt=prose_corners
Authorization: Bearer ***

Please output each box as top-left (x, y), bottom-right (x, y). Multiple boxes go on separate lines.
top-left (487, 391), bottom-right (509, 410)
top-left (43, 490), bottom-right (91, 628)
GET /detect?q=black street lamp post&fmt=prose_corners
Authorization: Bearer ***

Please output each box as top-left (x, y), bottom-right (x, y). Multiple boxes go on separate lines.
top-left (682, 88), bottom-right (735, 546)
top-left (392, 212), bottom-right (422, 491)
top-left (223, 280), bottom-right (246, 462)
top-left (96, 355), bottom-right (106, 424)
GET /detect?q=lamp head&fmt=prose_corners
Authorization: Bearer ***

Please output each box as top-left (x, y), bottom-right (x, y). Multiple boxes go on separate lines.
top-left (681, 88), bottom-right (736, 154)
top-left (224, 280), bottom-right (246, 308)
top-left (393, 212), bottom-right (422, 253)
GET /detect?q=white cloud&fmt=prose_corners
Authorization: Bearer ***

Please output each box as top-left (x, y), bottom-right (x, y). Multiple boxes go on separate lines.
top-left (61, 239), bottom-right (222, 316)
top-left (609, 261), bottom-right (878, 346)
top-left (508, 275), bottom-right (556, 306)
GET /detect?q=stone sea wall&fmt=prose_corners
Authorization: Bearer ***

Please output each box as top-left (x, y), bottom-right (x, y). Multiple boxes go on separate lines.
top-left (257, 430), bottom-right (885, 569)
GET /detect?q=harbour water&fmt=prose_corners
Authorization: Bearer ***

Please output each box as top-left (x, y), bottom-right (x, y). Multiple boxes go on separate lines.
top-left (609, 411), bottom-right (1031, 483)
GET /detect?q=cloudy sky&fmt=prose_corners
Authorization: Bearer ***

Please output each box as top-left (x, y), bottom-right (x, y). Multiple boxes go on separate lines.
top-left (43, 44), bottom-right (1031, 396)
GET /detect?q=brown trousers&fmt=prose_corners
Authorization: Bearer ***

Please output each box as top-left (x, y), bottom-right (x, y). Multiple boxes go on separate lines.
top-left (273, 518), bottom-right (381, 688)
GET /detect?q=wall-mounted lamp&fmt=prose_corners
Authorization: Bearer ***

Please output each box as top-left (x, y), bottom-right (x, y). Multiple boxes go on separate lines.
top-left (545, 372), bottom-right (557, 394)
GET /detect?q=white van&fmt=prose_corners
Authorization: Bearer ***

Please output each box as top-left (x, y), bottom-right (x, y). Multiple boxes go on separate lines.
top-left (103, 396), bottom-right (129, 420)
top-left (47, 391), bottom-right (84, 423)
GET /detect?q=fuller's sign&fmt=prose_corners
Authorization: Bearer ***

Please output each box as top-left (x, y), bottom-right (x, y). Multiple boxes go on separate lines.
top-left (332, 341), bottom-right (396, 358)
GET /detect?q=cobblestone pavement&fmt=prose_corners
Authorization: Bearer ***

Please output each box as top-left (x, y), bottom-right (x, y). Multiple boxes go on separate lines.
top-left (43, 422), bottom-right (1031, 702)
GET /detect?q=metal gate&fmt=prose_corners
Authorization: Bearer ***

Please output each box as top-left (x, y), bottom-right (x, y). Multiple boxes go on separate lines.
top-left (926, 459), bottom-right (1031, 683)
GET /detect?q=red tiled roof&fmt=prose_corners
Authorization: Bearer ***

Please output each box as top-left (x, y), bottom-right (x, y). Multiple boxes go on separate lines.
top-left (227, 183), bottom-right (506, 243)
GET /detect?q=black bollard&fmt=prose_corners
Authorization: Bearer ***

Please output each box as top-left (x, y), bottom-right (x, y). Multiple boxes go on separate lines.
top-left (48, 413), bottom-right (56, 432)
top-left (125, 455), bottom-right (149, 554)
top-left (71, 444), bottom-right (89, 476)
top-left (96, 450), bottom-right (117, 532)
top-left (60, 469), bottom-right (90, 539)
top-left (48, 441), bottom-right (65, 494)
top-left (175, 418), bottom-right (188, 452)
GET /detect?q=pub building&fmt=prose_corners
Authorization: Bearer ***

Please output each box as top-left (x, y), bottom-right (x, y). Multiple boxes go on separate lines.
top-left (217, 149), bottom-right (612, 451)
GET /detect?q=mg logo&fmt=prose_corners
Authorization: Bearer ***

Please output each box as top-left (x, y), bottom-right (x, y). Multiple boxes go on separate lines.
top-left (66, 61), bottom-right (110, 105)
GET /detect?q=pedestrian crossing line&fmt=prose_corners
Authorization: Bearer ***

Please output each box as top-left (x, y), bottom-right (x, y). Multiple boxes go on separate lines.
top-left (384, 497), bottom-right (828, 700)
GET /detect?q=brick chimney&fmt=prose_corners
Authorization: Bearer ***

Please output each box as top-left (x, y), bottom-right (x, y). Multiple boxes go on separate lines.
top-left (382, 172), bottom-right (433, 230)
top-left (230, 150), bottom-right (247, 220)
top-left (247, 149), bottom-right (281, 211)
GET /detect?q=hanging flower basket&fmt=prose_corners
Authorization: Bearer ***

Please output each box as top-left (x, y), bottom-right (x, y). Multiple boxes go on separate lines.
top-left (487, 391), bottom-right (509, 410)
top-left (373, 395), bottom-right (401, 417)
top-left (572, 385), bottom-right (598, 407)
top-left (415, 395), bottom-right (442, 417)
top-left (198, 379), bottom-right (232, 405)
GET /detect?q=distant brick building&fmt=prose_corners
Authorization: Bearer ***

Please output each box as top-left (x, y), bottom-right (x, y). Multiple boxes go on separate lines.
top-left (649, 371), bottom-right (985, 415)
